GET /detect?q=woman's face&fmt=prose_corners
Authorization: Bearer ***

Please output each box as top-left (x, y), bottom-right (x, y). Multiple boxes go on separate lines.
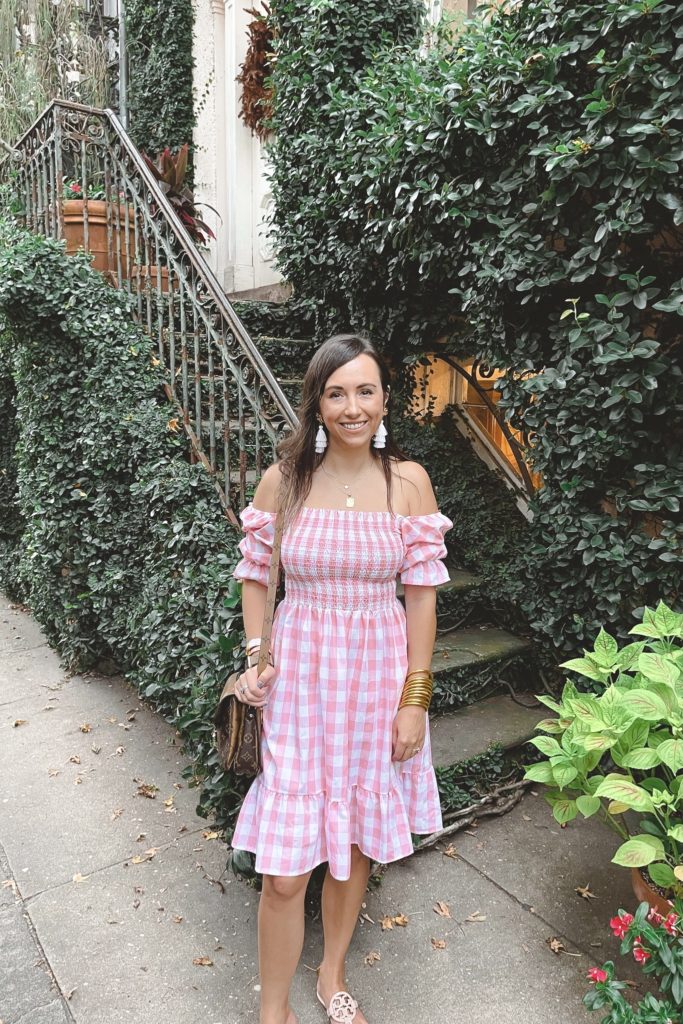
top-left (318, 354), bottom-right (386, 452)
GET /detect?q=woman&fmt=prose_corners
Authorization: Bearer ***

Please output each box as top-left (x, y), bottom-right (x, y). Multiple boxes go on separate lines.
top-left (232, 334), bottom-right (452, 1024)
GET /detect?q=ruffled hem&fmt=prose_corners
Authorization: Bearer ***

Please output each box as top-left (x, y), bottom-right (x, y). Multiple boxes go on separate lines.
top-left (231, 771), bottom-right (443, 881)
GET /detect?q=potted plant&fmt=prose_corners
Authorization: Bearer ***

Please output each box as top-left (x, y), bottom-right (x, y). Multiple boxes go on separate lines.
top-left (584, 900), bottom-right (683, 1021)
top-left (61, 179), bottom-right (136, 280)
top-left (133, 144), bottom-right (218, 294)
top-left (524, 601), bottom-right (683, 912)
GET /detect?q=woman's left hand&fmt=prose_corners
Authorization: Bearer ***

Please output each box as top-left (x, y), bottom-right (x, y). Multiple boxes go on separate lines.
top-left (391, 706), bottom-right (427, 762)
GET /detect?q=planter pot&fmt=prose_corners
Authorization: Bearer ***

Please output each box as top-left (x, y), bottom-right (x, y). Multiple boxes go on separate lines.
top-left (631, 868), bottom-right (673, 916)
top-left (62, 199), bottom-right (136, 276)
top-left (131, 265), bottom-right (170, 294)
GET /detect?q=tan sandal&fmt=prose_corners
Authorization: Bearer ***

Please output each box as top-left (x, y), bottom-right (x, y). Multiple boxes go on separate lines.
top-left (316, 987), bottom-right (359, 1023)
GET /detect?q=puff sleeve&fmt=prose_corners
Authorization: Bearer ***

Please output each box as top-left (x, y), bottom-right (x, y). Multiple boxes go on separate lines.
top-left (232, 503), bottom-right (277, 587)
top-left (399, 512), bottom-right (453, 586)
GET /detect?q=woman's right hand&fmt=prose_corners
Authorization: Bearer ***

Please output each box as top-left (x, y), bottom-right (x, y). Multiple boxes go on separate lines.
top-left (234, 663), bottom-right (276, 707)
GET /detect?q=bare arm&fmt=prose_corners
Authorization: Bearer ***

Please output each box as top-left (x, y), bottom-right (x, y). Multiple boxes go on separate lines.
top-left (392, 462), bottom-right (441, 762)
top-left (234, 463), bottom-right (282, 706)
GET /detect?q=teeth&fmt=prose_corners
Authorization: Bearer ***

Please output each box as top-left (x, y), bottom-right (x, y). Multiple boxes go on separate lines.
top-left (341, 423), bottom-right (366, 430)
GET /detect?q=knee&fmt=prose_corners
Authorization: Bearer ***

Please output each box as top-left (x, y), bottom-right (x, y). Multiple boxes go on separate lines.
top-left (263, 872), bottom-right (310, 902)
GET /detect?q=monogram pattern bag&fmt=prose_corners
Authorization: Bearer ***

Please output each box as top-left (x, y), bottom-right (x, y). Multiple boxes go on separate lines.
top-left (213, 510), bottom-right (283, 777)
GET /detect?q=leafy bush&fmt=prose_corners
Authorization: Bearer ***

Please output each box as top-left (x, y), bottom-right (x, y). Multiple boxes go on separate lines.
top-left (526, 602), bottom-right (683, 897)
top-left (0, 221), bottom-right (245, 835)
top-left (267, 0), bottom-right (683, 655)
top-left (125, 0), bottom-right (195, 164)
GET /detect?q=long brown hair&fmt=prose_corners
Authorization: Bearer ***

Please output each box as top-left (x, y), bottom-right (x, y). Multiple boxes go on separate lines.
top-left (276, 334), bottom-right (408, 526)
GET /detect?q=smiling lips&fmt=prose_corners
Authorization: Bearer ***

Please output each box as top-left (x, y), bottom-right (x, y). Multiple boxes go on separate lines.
top-left (340, 421), bottom-right (367, 431)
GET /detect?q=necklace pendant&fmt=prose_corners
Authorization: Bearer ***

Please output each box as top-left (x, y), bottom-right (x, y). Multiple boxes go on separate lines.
top-left (345, 495), bottom-right (355, 508)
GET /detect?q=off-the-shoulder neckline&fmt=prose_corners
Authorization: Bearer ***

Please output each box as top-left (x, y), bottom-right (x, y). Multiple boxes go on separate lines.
top-left (244, 503), bottom-right (448, 521)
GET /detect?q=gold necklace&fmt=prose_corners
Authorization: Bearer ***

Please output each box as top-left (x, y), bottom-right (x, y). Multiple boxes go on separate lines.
top-left (320, 461), bottom-right (374, 508)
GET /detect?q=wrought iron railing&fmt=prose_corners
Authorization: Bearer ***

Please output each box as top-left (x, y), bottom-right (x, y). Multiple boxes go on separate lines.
top-left (5, 99), bottom-right (298, 525)
top-left (434, 355), bottom-right (537, 498)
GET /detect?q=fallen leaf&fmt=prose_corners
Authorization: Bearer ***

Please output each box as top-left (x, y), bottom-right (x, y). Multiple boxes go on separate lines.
top-left (192, 956), bottom-right (213, 967)
top-left (431, 938), bottom-right (447, 950)
top-left (80, 723), bottom-right (92, 733)
top-left (91, 744), bottom-right (101, 755)
top-left (523, 814), bottom-right (532, 822)
top-left (442, 843), bottom-right (458, 859)
top-left (364, 950), bottom-right (381, 966)
top-left (66, 987), bottom-right (77, 1000)
top-left (74, 777), bottom-right (82, 785)
top-left (13, 719), bottom-right (27, 727)
top-left (135, 782), bottom-right (159, 799)
top-left (135, 832), bottom-right (146, 842)
top-left (547, 937), bottom-right (566, 955)
top-left (132, 899), bottom-right (140, 910)
top-left (360, 913), bottom-right (375, 925)
top-left (381, 912), bottom-right (408, 930)
top-left (111, 807), bottom-right (123, 820)
top-left (72, 873), bottom-right (86, 883)
top-left (177, 824), bottom-right (189, 834)
top-left (173, 915), bottom-right (183, 924)
top-left (2, 879), bottom-right (17, 893)
top-left (42, 704), bottom-right (56, 711)
top-left (574, 883), bottom-right (598, 901)
top-left (68, 755), bottom-right (81, 765)
top-left (164, 797), bottom-right (174, 808)
top-left (465, 911), bottom-right (486, 923)
top-left (173, 782), bottom-right (183, 790)
top-left (202, 830), bottom-right (220, 840)
top-left (48, 768), bottom-right (60, 777)
top-left (130, 848), bottom-right (157, 865)
top-left (433, 901), bottom-right (451, 918)
top-left (108, 716), bottom-right (117, 724)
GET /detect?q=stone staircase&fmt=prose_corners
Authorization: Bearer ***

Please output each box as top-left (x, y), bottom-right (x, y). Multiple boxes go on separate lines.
top-left (239, 313), bottom-right (545, 839)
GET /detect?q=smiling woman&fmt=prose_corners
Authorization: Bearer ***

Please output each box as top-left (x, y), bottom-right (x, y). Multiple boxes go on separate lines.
top-left (228, 333), bottom-right (452, 1024)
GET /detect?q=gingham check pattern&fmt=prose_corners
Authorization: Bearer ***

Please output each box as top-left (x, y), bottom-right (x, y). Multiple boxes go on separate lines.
top-left (231, 504), bottom-right (453, 880)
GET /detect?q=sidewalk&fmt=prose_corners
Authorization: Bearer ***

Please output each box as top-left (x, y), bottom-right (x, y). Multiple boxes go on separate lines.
top-left (0, 592), bottom-right (638, 1024)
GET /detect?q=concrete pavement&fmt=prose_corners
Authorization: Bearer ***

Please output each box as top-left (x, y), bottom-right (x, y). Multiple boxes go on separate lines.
top-left (0, 593), bottom-right (641, 1024)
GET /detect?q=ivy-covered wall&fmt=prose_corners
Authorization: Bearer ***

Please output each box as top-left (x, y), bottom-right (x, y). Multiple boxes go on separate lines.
top-left (125, 0), bottom-right (195, 158)
top-left (267, 0), bottom-right (683, 656)
top-left (0, 222), bottom-right (247, 834)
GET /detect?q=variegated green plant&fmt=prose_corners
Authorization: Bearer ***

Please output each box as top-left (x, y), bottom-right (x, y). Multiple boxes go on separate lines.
top-left (525, 601), bottom-right (683, 896)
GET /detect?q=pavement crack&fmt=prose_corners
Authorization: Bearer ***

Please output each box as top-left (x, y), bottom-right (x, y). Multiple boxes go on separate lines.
top-left (452, 850), bottom-right (596, 957)
top-left (24, 825), bottom-right (209, 903)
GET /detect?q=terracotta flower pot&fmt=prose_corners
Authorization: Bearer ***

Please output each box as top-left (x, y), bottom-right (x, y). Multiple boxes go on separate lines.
top-left (62, 199), bottom-right (136, 277)
top-left (631, 867), bottom-right (674, 916)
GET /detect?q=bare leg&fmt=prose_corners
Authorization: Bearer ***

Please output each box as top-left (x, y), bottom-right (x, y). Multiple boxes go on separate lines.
top-left (259, 870), bottom-right (313, 1024)
top-left (317, 845), bottom-right (371, 1023)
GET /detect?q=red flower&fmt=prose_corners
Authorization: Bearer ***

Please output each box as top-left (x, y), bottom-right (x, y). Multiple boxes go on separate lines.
top-left (647, 908), bottom-right (664, 926)
top-left (663, 913), bottom-right (679, 936)
top-left (69, 182), bottom-right (82, 194)
top-left (610, 912), bottom-right (633, 938)
top-left (587, 967), bottom-right (608, 984)
top-left (633, 939), bottom-right (651, 964)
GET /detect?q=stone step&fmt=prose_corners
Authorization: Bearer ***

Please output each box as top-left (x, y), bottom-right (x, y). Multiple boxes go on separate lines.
top-left (431, 624), bottom-right (532, 676)
top-left (430, 692), bottom-right (543, 769)
top-left (396, 563), bottom-right (480, 598)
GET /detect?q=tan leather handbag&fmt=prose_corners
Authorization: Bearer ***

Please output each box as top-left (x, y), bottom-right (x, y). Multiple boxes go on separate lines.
top-left (213, 511), bottom-right (284, 777)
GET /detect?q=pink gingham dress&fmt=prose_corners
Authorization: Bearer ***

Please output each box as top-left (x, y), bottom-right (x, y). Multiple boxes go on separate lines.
top-left (231, 503), bottom-right (453, 880)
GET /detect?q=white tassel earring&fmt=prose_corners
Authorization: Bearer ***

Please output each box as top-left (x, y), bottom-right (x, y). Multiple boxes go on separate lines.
top-left (315, 421), bottom-right (328, 453)
top-left (372, 418), bottom-right (388, 449)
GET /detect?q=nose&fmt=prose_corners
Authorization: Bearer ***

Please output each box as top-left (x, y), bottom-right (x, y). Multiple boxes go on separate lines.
top-left (344, 396), bottom-right (360, 417)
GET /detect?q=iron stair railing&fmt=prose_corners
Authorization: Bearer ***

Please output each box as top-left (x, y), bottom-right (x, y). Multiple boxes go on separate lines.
top-left (4, 98), bottom-right (298, 526)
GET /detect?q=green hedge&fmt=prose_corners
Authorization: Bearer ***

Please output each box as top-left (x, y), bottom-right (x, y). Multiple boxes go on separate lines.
top-left (267, 0), bottom-right (683, 656)
top-left (125, 0), bottom-right (195, 163)
top-left (0, 222), bottom-right (247, 833)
